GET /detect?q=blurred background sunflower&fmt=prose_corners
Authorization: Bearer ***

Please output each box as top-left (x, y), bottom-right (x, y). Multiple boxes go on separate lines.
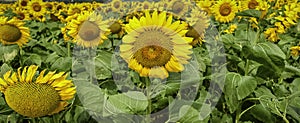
top-left (0, 17), bottom-right (30, 47)
top-left (0, 65), bottom-right (76, 118)
top-left (66, 12), bottom-right (111, 48)
top-left (212, 0), bottom-right (238, 23)
top-left (186, 7), bottom-right (210, 46)
top-left (120, 10), bottom-right (193, 79)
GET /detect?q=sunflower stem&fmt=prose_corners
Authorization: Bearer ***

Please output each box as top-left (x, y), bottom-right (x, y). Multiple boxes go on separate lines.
top-left (19, 47), bottom-right (24, 67)
top-left (67, 41), bottom-right (71, 57)
top-left (145, 77), bottom-right (152, 123)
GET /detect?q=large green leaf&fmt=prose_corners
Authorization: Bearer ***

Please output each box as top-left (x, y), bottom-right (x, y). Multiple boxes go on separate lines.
top-left (74, 80), bottom-right (105, 117)
top-left (95, 50), bottom-right (112, 80)
top-left (104, 91), bottom-right (148, 115)
top-left (250, 104), bottom-right (274, 123)
top-left (50, 57), bottom-right (72, 71)
top-left (243, 42), bottom-right (286, 79)
top-left (237, 76), bottom-right (257, 100)
top-left (224, 72), bottom-right (241, 113)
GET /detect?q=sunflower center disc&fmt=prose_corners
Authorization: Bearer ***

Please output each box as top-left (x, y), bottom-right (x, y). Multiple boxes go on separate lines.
top-left (74, 8), bottom-right (81, 14)
top-left (248, 0), bottom-right (258, 9)
top-left (186, 28), bottom-right (200, 38)
top-left (0, 25), bottom-right (22, 42)
top-left (78, 21), bottom-right (100, 41)
top-left (4, 83), bottom-right (60, 118)
top-left (219, 3), bottom-right (232, 16)
top-left (21, 1), bottom-right (27, 6)
top-left (45, 3), bottom-right (53, 10)
top-left (109, 22), bottom-right (122, 34)
top-left (113, 1), bottom-right (121, 9)
top-left (172, 1), bottom-right (184, 14)
top-left (134, 45), bottom-right (171, 68)
top-left (32, 3), bottom-right (41, 12)
top-left (18, 12), bottom-right (26, 20)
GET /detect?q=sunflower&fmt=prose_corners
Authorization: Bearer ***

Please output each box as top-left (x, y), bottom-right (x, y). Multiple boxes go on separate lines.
top-left (0, 65), bottom-right (76, 118)
top-left (110, 0), bottom-right (123, 12)
top-left (44, 2), bottom-right (55, 14)
top-left (240, 0), bottom-right (260, 11)
top-left (141, 1), bottom-right (154, 11)
top-left (13, 8), bottom-right (31, 21)
top-left (109, 19), bottom-right (125, 38)
top-left (120, 10), bottom-right (193, 79)
top-left (224, 24), bottom-right (237, 34)
top-left (17, 0), bottom-right (29, 10)
top-left (196, 0), bottom-right (215, 15)
top-left (27, 0), bottom-right (47, 18)
top-left (212, 0), bottom-right (238, 23)
top-left (290, 46), bottom-right (300, 57)
top-left (186, 8), bottom-right (210, 46)
top-left (67, 3), bottom-right (84, 16)
top-left (264, 28), bottom-right (278, 42)
top-left (0, 17), bottom-right (30, 47)
top-left (168, 0), bottom-right (190, 18)
top-left (67, 12), bottom-right (111, 48)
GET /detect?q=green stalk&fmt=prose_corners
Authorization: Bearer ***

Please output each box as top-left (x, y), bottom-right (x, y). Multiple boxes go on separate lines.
top-left (145, 77), bottom-right (151, 123)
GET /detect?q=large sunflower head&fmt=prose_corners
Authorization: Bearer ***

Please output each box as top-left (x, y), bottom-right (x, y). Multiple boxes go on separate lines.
top-left (0, 65), bottom-right (76, 118)
top-left (120, 10), bottom-right (193, 79)
top-left (212, 0), bottom-right (238, 23)
top-left (0, 17), bottom-right (30, 47)
top-left (67, 12), bottom-right (111, 48)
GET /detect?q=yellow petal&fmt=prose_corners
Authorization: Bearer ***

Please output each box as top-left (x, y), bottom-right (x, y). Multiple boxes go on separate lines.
top-left (152, 11), bottom-right (158, 25)
top-left (140, 67), bottom-right (150, 77)
top-left (149, 67), bottom-right (169, 79)
top-left (120, 44), bottom-right (133, 52)
top-left (50, 72), bottom-right (66, 81)
top-left (122, 35), bottom-right (136, 43)
top-left (3, 70), bottom-right (12, 81)
top-left (145, 11), bottom-right (152, 25)
top-left (158, 11), bottom-right (166, 26)
top-left (25, 65), bottom-right (38, 83)
top-left (0, 78), bottom-right (8, 88)
top-left (21, 66), bottom-right (28, 83)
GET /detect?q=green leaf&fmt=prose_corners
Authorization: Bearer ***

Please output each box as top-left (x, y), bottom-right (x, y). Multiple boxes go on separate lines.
top-left (237, 76), bottom-right (257, 100)
top-left (50, 57), bottom-right (72, 71)
top-left (0, 45), bottom-right (19, 62)
top-left (250, 104), bottom-right (275, 123)
top-left (94, 50), bottom-right (112, 80)
top-left (236, 9), bottom-right (262, 18)
top-left (74, 80), bottom-right (105, 117)
top-left (243, 42), bottom-right (286, 79)
top-left (224, 72), bottom-right (241, 113)
top-left (104, 91), bottom-right (148, 115)
top-left (254, 86), bottom-right (276, 98)
top-left (0, 63), bottom-right (12, 78)
top-left (178, 105), bottom-right (209, 123)
top-left (22, 54), bottom-right (42, 66)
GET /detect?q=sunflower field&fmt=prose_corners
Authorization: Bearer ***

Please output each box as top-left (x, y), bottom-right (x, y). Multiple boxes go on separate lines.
top-left (0, 0), bottom-right (300, 122)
